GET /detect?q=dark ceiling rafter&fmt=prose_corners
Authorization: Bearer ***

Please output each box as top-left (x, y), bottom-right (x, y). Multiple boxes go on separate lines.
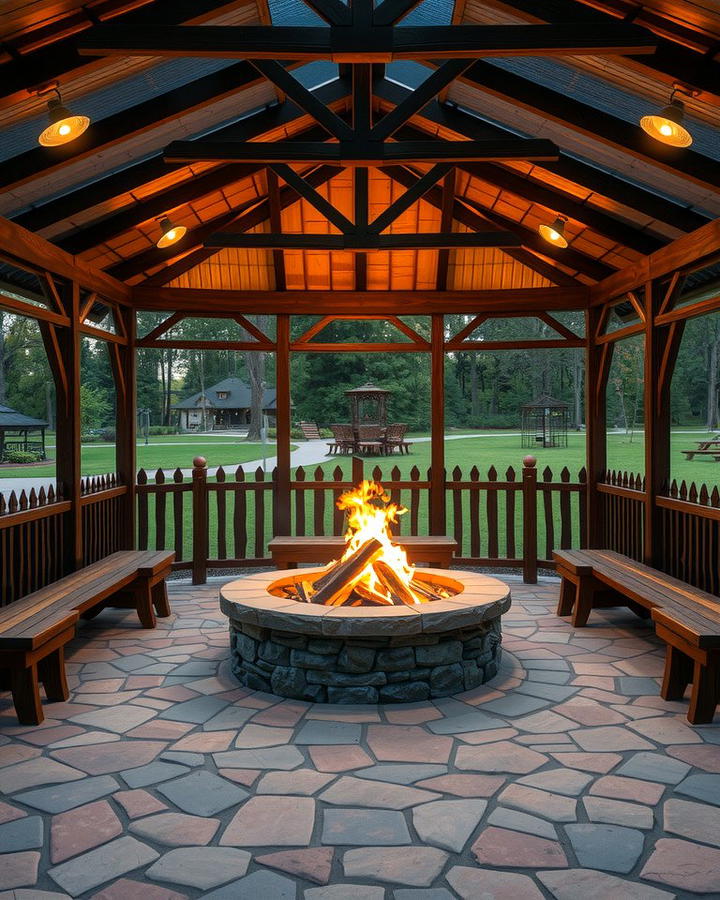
top-left (0, 0), bottom-right (248, 112)
top-left (269, 163), bottom-right (354, 233)
top-left (11, 79), bottom-right (350, 233)
top-left (115, 164), bottom-right (343, 283)
top-left (476, 0), bottom-right (720, 107)
top-left (78, 23), bottom-right (657, 61)
top-left (373, 82), bottom-right (711, 234)
top-left (204, 232), bottom-right (522, 250)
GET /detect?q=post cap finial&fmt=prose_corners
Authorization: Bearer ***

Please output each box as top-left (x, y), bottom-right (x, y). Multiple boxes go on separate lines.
top-left (193, 456), bottom-right (207, 468)
top-left (523, 455), bottom-right (537, 467)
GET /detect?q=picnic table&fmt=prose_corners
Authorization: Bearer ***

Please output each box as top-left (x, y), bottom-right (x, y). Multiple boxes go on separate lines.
top-left (681, 436), bottom-right (720, 461)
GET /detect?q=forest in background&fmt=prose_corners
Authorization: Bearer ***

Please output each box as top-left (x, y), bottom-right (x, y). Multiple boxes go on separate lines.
top-left (2, 309), bottom-right (720, 438)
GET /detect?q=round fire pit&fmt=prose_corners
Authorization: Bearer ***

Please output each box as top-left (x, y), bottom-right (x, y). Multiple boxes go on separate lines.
top-left (220, 569), bottom-right (511, 704)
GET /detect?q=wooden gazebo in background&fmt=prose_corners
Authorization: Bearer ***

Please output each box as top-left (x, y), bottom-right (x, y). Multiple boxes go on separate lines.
top-left (521, 395), bottom-right (569, 450)
top-left (0, 405), bottom-right (47, 462)
top-left (0, 0), bottom-right (719, 607)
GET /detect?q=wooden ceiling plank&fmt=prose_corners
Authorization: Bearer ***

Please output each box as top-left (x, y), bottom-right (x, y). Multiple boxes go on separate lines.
top-left (368, 163), bottom-right (451, 233)
top-left (271, 164), bottom-right (354, 233)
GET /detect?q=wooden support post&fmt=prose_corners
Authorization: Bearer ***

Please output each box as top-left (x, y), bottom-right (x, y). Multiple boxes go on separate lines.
top-left (352, 455), bottom-right (364, 486)
top-left (585, 305), bottom-right (609, 548)
top-left (191, 456), bottom-right (208, 585)
top-left (430, 314), bottom-right (445, 534)
top-left (113, 306), bottom-right (137, 548)
top-left (275, 314), bottom-right (291, 536)
top-left (522, 455), bottom-right (538, 583)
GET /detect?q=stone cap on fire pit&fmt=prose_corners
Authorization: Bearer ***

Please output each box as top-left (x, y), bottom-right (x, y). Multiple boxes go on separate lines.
top-left (220, 568), bottom-right (511, 637)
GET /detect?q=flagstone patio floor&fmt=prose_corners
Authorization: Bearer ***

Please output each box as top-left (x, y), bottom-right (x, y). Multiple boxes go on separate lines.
top-left (1, 574), bottom-right (719, 899)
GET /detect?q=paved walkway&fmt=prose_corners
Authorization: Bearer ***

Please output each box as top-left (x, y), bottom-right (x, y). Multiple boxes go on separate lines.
top-left (0, 575), bottom-right (718, 897)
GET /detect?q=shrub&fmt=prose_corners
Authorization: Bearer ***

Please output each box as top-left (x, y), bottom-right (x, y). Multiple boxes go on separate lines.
top-left (3, 450), bottom-right (42, 464)
top-left (81, 433), bottom-right (103, 443)
top-left (148, 425), bottom-right (177, 435)
top-left (101, 428), bottom-right (117, 442)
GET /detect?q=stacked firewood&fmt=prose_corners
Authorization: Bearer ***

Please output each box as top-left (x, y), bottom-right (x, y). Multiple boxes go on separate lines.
top-left (280, 538), bottom-right (451, 607)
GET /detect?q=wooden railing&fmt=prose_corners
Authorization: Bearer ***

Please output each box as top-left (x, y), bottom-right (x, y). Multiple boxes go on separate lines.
top-left (658, 478), bottom-right (720, 595)
top-left (135, 455), bottom-right (588, 584)
top-left (597, 469), bottom-right (646, 562)
top-left (80, 475), bottom-right (127, 566)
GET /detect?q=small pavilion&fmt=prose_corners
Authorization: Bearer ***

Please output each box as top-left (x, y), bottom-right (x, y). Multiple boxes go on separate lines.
top-left (0, 0), bottom-right (719, 894)
top-left (521, 395), bottom-right (569, 449)
top-left (0, 404), bottom-right (47, 461)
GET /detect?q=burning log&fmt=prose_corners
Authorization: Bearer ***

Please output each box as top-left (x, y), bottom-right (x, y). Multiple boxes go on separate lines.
top-left (374, 559), bottom-right (423, 607)
top-left (354, 581), bottom-right (395, 606)
top-left (410, 579), bottom-right (445, 602)
top-left (310, 538), bottom-right (383, 606)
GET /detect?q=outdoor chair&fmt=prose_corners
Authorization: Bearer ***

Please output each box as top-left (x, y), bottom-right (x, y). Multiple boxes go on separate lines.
top-left (328, 424), bottom-right (355, 455)
top-left (384, 423), bottom-right (411, 455)
top-left (357, 424), bottom-right (384, 455)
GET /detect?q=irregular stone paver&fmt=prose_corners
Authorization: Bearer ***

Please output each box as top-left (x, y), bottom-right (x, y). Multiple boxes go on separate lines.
top-left (447, 866), bottom-right (545, 899)
top-left (343, 847), bottom-right (448, 887)
top-left (50, 799), bottom-right (122, 863)
top-left (68, 705), bottom-right (157, 734)
top-left (320, 776), bottom-right (440, 809)
top-left (212, 746), bottom-right (304, 770)
top-left (257, 768), bottom-right (334, 795)
top-left (308, 745), bottom-right (373, 772)
top-left (628, 715), bottom-right (703, 745)
top-left (48, 835), bottom-right (159, 895)
top-left (305, 887), bottom-right (384, 899)
top-left (354, 764), bottom-right (447, 784)
top-left (0, 816), bottom-right (43, 852)
top-left (455, 741), bottom-right (547, 774)
top-left (583, 796), bottom-right (654, 829)
top-left (412, 799), bottom-right (487, 852)
top-left (322, 808), bottom-right (411, 845)
top-left (566, 824), bottom-right (645, 874)
top-left (0, 851), bottom-right (40, 890)
top-left (0, 800), bottom-right (26, 824)
top-left (640, 838), bottom-right (720, 894)
top-left (89, 876), bottom-right (189, 899)
top-left (221, 796), bottom-right (315, 846)
top-left (394, 890), bottom-right (454, 900)
top-left (518, 767), bottom-right (593, 796)
top-left (157, 770), bottom-right (248, 816)
top-left (234, 724), bottom-right (294, 748)
top-left (674, 773), bottom-right (720, 806)
top-left (201, 870), bottom-right (297, 899)
top-left (145, 847), bottom-right (251, 889)
top-left (0, 758), bottom-right (85, 794)
top-left (487, 806), bottom-right (557, 839)
top-left (296, 721), bottom-right (362, 745)
top-left (497, 784), bottom-right (577, 822)
top-left (50, 740), bottom-right (166, 775)
top-left (667, 743), bottom-right (720, 773)
top-left (366, 725), bottom-right (452, 763)
top-left (416, 773), bottom-right (505, 797)
top-left (663, 798), bottom-right (720, 846)
top-left (256, 847), bottom-right (334, 884)
top-left (14, 775), bottom-right (119, 813)
top-left (157, 696), bottom-right (228, 724)
top-left (120, 761), bottom-right (189, 789)
top-left (113, 789), bottom-right (168, 818)
top-left (615, 751), bottom-right (690, 784)
top-left (589, 774), bottom-right (665, 805)
top-left (129, 812), bottom-right (220, 846)
top-left (471, 825), bottom-right (567, 868)
top-left (538, 868), bottom-right (675, 899)
top-left (570, 726), bottom-right (654, 752)
top-left (549, 751), bottom-right (621, 773)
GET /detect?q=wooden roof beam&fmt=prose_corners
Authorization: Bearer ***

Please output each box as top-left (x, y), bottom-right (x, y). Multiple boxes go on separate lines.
top-left (204, 232), bottom-right (522, 250)
top-left (163, 138), bottom-right (559, 165)
top-left (0, 0), bottom-right (250, 114)
top-left (79, 23), bottom-right (656, 61)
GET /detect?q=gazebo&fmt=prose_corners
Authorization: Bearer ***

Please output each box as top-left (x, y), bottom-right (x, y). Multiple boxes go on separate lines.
top-left (0, 0), bottom-right (720, 892)
top-left (521, 395), bottom-right (569, 449)
top-left (345, 382), bottom-right (391, 430)
top-left (0, 404), bottom-right (47, 462)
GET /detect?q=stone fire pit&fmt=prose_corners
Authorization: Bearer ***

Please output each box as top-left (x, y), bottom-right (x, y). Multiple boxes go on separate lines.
top-left (220, 569), bottom-right (511, 704)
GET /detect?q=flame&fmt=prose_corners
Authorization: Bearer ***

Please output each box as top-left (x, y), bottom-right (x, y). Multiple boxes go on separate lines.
top-left (336, 480), bottom-right (420, 601)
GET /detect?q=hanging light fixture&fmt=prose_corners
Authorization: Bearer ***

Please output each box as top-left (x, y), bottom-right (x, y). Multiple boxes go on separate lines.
top-left (156, 216), bottom-right (187, 248)
top-left (640, 90), bottom-right (693, 148)
top-left (538, 214), bottom-right (568, 249)
top-left (37, 90), bottom-right (90, 147)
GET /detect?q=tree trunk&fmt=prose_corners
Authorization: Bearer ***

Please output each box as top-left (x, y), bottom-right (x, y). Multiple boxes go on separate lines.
top-left (707, 331), bottom-right (720, 430)
top-left (469, 353), bottom-right (480, 421)
top-left (45, 381), bottom-right (55, 431)
top-left (0, 312), bottom-right (6, 405)
top-left (571, 351), bottom-right (584, 428)
top-left (245, 349), bottom-right (265, 441)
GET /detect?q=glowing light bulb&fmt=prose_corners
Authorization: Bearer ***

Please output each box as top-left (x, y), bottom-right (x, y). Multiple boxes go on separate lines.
top-left (37, 95), bottom-right (90, 147)
top-left (538, 216), bottom-right (568, 249)
top-left (548, 228), bottom-right (560, 242)
top-left (156, 217), bottom-right (187, 248)
top-left (58, 123), bottom-right (71, 136)
top-left (640, 99), bottom-right (693, 148)
top-left (659, 122), bottom-right (673, 136)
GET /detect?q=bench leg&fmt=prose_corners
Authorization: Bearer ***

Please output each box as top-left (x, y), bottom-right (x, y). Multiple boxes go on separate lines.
top-left (11, 665), bottom-right (43, 726)
top-left (135, 583), bottom-right (157, 629)
top-left (556, 575), bottom-right (576, 617)
top-left (688, 657), bottom-right (719, 725)
top-left (571, 576), bottom-right (596, 628)
top-left (661, 644), bottom-right (693, 701)
top-left (152, 579), bottom-right (172, 618)
top-left (38, 647), bottom-right (69, 702)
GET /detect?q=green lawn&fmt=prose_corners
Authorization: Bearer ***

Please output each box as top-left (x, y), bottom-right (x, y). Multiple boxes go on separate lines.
top-left (0, 439), bottom-right (291, 478)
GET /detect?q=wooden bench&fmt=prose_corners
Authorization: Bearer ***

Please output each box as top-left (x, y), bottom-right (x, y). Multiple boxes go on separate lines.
top-left (681, 449), bottom-right (720, 461)
top-left (554, 549), bottom-right (720, 724)
top-left (0, 550), bottom-right (174, 725)
top-left (269, 535), bottom-right (458, 569)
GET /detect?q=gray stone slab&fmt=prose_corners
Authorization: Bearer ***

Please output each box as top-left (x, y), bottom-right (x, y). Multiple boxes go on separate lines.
top-left (480, 694), bottom-right (550, 717)
top-left (354, 764), bottom-right (447, 785)
top-left (203, 706), bottom-right (256, 731)
top-left (160, 751), bottom-right (205, 767)
top-left (514, 682), bottom-right (580, 702)
top-left (306, 887), bottom-right (384, 900)
top-left (526, 670), bottom-right (571, 685)
top-left (521, 659), bottom-right (570, 671)
top-left (294, 721), bottom-right (362, 745)
top-left (109, 654), bottom-right (159, 673)
top-left (157, 696), bottom-right (229, 724)
top-left (322, 808), bottom-right (411, 845)
top-left (675, 774), bottom-right (720, 807)
top-left (616, 752), bottom-right (690, 785)
top-left (427, 711), bottom-right (505, 735)
top-left (170, 661), bottom-right (219, 676)
top-left (518, 768), bottom-right (594, 797)
top-left (0, 815), bottom-right (43, 851)
top-left (616, 676), bottom-right (660, 696)
top-left (120, 761), bottom-right (189, 789)
top-left (412, 799), bottom-right (487, 853)
top-left (202, 870), bottom-right (297, 900)
top-left (565, 824), bottom-right (644, 874)
top-left (145, 847), bottom-right (251, 889)
top-left (68, 705), bottom-right (156, 734)
top-left (213, 747), bottom-right (305, 771)
top-left (158, 770), bottom-right (248, 816)
top-left (48, 835), bottom-right (159, 895)
top-left (14, 775), bottom-right (119, 813)
top-left (488, 806), bottom-right (557, 840)
top-left (394, 891), bottom-right (455, 900)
